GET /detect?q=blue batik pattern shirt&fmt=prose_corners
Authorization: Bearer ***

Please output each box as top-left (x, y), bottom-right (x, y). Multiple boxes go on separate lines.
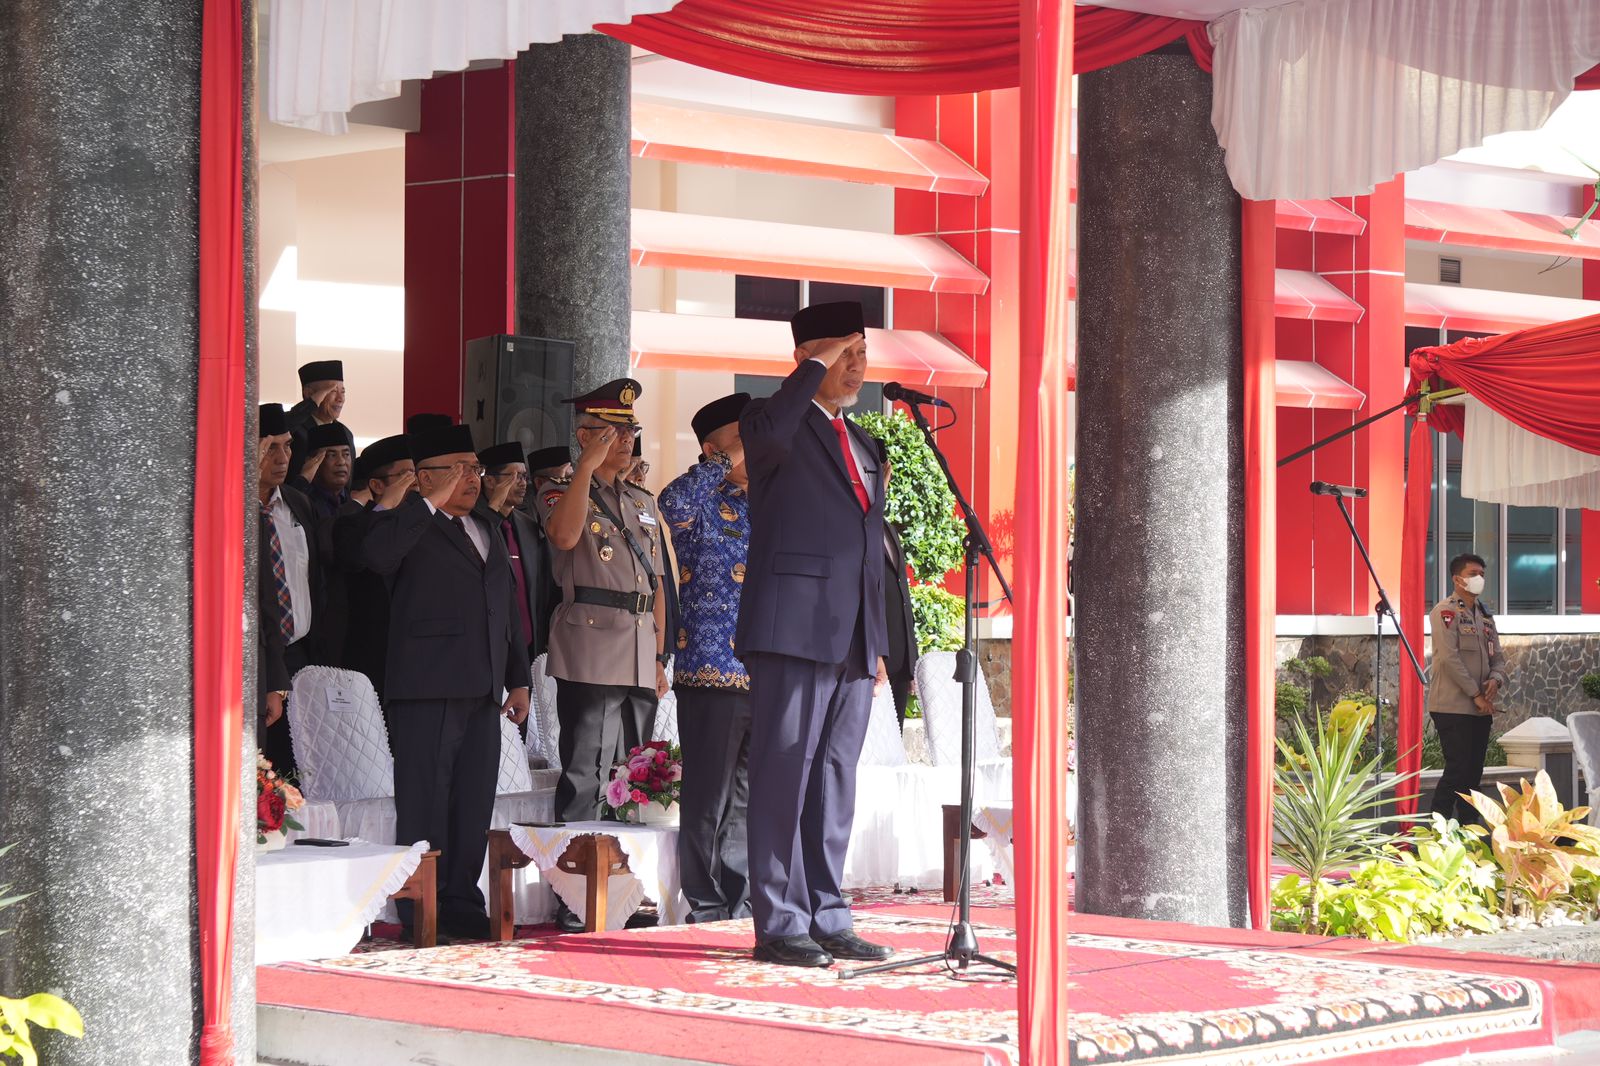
top-left (658, 454), bottom-right (749, 690)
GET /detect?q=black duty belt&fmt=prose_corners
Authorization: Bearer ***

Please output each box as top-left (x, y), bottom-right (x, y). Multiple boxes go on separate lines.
top-left (573, 586), bottom-right (656, 614)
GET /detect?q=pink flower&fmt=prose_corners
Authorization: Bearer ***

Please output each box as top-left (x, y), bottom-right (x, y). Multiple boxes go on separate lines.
top-left (630, 789), bottom-right (648, 805)
top-left (654, 751), bottom-right (668, 766)
top-left (668, 764), bottom-right (683, 782)
top-left (605, 778), bottom-right (632, 809)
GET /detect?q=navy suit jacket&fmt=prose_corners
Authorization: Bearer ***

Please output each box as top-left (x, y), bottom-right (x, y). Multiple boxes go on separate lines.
top-left (359, 494), bottom-right (532, 702)
top-left (736, 358), bottom-right (888, 673)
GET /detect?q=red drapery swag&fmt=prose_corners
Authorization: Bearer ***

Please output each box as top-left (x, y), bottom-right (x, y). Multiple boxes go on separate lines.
top-left (600, 1), bottom-right (1205, 93)
top-left (197, 0), bottom-right (247, 1062)
top-left (1397, 312), bottom-right (1600, 813)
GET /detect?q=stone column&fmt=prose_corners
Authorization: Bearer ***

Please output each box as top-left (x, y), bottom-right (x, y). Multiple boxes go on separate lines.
top-left (514, 34), bottom-right (632, 393)
top-left (1073, 45), bottom-right (1248, 927)
top-left (0, 3), bottom-right (203, 1061)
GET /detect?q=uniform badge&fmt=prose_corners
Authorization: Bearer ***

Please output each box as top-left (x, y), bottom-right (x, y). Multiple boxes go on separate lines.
top-left (590, 521), bottom-right (603, 534)
top-left (599, 544), bottom-right (615, 562)
top-left (1440, 609), bottom-right (1455, 627)
top-left (620, 384), bottom-right (637, 405)
top-left (718, 502), bottom-right (737, 522)
top-left (543, 490), bottom-right (564, 508)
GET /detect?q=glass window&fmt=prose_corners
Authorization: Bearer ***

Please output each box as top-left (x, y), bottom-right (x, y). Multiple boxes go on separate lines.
top-left (1566, 509), bottom-right (1584, 615)
top-left (809, 281), bottom-right (886, 329)
top-left (734, 276), bottom-right (801, 321)
top-left (1505, 505), bottom-right (1558, 615)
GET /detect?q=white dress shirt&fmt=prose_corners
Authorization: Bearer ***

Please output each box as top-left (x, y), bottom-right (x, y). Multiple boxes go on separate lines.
top-left (267, 488), bottom-right (313, 644)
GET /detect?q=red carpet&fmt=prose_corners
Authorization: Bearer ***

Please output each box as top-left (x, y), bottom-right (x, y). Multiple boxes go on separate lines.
top-left (258, 903), bottom-right (1582, 1065)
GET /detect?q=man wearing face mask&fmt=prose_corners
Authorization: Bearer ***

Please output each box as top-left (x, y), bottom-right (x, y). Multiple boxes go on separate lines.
top-left (1426, 552), bottom-right (1508, 826)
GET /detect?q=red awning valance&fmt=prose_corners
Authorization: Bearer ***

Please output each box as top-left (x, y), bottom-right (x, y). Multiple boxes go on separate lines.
top-left (1406, 283), bottom-right (1600, 334)
top-left (1406, 199), bottom-right (1600, 261)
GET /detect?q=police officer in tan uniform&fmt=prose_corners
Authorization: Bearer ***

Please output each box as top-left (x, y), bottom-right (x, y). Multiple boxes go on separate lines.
top-left (539, 379), bottom-right (672, 836)
top-left (1426, 552), bottom-right (1508, 825)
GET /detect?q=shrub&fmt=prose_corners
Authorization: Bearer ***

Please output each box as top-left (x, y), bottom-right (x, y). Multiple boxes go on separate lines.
top-left (909, 581), bottom-right (965, 654)
top-left (1463, 770), bottom-right (1600, 918)
top-left (1583, 672), bottom-right (1600, 701)
top-left (852, 410), bottom-right (963, 582)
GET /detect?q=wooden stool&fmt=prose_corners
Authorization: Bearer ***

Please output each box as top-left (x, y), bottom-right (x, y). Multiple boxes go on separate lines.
top-left (487, 828), bottom-right (631, 940)
top-left (388, 849), bottom-right (440, 948)
top-left (941, 804), bottom-right (988, 903)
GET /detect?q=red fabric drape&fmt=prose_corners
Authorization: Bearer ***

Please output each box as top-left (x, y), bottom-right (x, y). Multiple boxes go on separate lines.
top-left (600, 2), bottom-right (1199, 94)
top-left (1408, 311), bottom-right (1600, 456)
top-left (1397, 416), bottom-right (1434, 819)
top-left (1579, 63), bottom-right (1600, 89)
top-left (1241, 198), bottom-right (1276, 929)
top-left (196, 0), bottom-right (247, 1062)
top-left (1017, 1), bottom-right (1074, 1061)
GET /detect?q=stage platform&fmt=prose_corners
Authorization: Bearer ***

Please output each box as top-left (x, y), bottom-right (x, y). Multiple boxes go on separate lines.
top-left (256, 896), bottom-right (1600, 1066)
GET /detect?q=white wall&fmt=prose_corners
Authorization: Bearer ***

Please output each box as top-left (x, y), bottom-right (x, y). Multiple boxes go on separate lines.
top-left (1404, 244), bottom-right (1583, 298)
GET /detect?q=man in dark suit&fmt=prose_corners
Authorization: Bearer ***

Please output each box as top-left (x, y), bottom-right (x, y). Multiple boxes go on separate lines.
top-left (285, 359), bottom-right (345, 439)
top-left (360, 422), bottom-right (531, 939)
top-left (257, 405), bottom-right (294, 750)
top-left (258, 403), bottom-right (325, 776)
top-left (332, 434), bottom-right (415, 699)
top-left (737, 301), bottom-right (894, 968)
top-left (477, 441), bottom-right (556, 662)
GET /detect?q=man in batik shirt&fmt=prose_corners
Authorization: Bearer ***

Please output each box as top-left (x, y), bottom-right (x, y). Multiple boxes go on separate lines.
top-left (659, 393), bottom-right (753, 923)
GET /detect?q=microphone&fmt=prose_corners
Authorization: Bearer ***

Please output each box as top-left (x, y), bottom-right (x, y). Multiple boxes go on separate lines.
top-left (1309, 481), bottom-right (1368, 498)
top-left (883, 382), bottom-right (953, 410)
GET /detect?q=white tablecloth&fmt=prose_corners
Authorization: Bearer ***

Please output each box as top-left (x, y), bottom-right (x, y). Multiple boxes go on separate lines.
top-left (284, 799), bottom-right (340, 844)
top-left (508, 822), bottom-right (684, 931)
top-left (256, 840), bottom-right (428, 964)
top-left (972, 805), bottom-right (1015, 887)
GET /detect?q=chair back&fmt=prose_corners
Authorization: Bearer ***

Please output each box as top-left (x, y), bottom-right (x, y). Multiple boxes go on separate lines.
top-left (651, 659), bottom-right (680, 747)
top-left (525, 653), bottom-right (561, 772)
top-left (497, 713), bottom-right (534, 795)
top-left (858, 686), bottom-right (908, 766)
top-left (1568, 711), bottom-right (1600, 817)
top-left (286, 666), bottom-right (394, 802)
top-left (914, 651), bottom-right (1002, 768)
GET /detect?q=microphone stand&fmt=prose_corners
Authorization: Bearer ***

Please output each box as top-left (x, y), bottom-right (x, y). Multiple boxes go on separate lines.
top-left (842, 399), bottom-right (1015, 980)
top-left (1323, 490), bottom-right (1427, 772)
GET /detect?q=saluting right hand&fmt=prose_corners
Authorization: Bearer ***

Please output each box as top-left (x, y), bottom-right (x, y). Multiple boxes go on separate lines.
top-left (423, 464), bottom-right (464, 508)
top-left (378, 470), bottom-right (415, 509)
top-left (300, 448), bottom-right (327, 481)
top-left (810, 332), bottom-right (863, 368)
top-left (578, 425), bottom-right (617, 470)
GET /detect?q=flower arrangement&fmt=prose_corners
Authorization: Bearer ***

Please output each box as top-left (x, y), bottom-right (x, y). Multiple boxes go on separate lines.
top-left (603, 741), bottom-right (683, 820)
top-left (257, 753), bottom-right (305, 845)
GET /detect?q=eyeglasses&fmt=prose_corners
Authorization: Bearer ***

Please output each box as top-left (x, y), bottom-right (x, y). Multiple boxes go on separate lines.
top-left (578, 423), bottom-right (643, 438)
top-left (485, 470), bottom-right (530, 483)
top-left (419, 463), bottom-right (486, 477)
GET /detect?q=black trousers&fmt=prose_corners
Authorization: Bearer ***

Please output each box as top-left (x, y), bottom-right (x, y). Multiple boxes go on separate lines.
top-left (260, 638), bottom-right (311, 777)
top-left (555, 679), bottom-right (657, 822)
top-left (387, 695), bottom-right (501, 922)
top-left (676, 686), bottom-right (752, 923)
top-left (1430, 711), bottom-right (1493, 826)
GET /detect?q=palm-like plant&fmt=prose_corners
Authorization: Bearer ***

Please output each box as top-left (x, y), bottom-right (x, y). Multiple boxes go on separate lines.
top-left (1274, 714), bottom-right (1416, 931)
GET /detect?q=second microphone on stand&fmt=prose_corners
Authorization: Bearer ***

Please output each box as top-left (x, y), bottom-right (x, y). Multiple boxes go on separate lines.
top-left (883, 382), bottom-right (953, 410)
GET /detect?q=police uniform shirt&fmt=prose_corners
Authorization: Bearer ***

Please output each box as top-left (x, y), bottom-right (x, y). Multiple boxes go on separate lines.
top-left (1426, 595), bottom-right (1508, 716)
top-left (537, 474), bottom-right (665, 689)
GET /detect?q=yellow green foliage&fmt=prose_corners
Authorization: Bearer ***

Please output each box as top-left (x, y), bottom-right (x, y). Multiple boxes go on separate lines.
top-left (1464, 770), bottom-right (1600, 917)
top-left (0, 993), bottom-right (83, 1066)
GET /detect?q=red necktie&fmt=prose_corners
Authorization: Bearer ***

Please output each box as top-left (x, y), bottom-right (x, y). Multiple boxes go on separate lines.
top-left (831, 417), bottom-right (870, 512)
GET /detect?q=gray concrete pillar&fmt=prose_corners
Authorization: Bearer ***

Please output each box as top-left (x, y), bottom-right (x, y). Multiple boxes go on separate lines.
top-left (514, 34), bottom-right (632, 393)
top-left (1074, 45), bottom-right (1249, 927)
top-left (0, 2), bottom-right (204, 1061)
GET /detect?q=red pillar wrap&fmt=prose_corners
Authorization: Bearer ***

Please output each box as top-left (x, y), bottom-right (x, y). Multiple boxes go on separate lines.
top-left (196, 0), bottom-right (246, 1061)
top-left (1397, 416), bottom-right (1434, 818)
top-left (1018, 2), bottom-right (1073, 1061)
top-left (1242, 198), bottom-right (1277, 929)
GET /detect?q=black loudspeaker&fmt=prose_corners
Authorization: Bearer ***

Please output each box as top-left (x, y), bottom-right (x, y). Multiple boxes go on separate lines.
top-left (462, 334), bottom-right (576, 456)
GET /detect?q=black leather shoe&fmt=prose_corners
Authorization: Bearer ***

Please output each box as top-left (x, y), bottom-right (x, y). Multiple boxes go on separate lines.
top-left (753, 935), bottom-right (834, 968)
top-left (554, 901), bottom-right (586, 934)
top-left (440, 910), bottom-right (491, 941)
top-left (815, 931), bottom-right (893, 961)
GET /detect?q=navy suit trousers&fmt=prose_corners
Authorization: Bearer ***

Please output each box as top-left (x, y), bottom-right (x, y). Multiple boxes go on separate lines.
top-left (745, 641), bottom-right (874, 943)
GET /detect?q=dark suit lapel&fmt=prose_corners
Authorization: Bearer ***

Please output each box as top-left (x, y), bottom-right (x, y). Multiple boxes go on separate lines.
top-left (511, 511), bottom-right (541, 591)
top-left (434, 509), bottom-right (485, 569)
top-left (806, 405), bottom-right (856, 492)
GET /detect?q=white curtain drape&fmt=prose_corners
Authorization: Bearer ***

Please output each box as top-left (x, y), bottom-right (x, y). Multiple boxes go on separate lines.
top-left (267, 0), bottom-right (684, 135)
top-left (1210, 0), bottom-right (1600, 199)
top-left (1461, 396), bottom-right (1600, 509)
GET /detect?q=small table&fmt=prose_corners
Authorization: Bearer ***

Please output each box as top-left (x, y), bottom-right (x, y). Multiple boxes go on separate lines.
top-left (942, 803), bottom-right (1015, 901)
top-left (487, 821), bottom-right (683, 938)
top-left (256, 841), bottom-right (437, 964)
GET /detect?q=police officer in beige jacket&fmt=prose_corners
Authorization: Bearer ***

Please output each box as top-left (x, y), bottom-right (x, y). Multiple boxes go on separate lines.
top-left (1426, 552), bottom-right (1508, 825)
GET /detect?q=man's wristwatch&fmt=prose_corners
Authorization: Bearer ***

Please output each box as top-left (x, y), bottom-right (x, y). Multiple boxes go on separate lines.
top-left (656, 652), bottom-right (672, 667)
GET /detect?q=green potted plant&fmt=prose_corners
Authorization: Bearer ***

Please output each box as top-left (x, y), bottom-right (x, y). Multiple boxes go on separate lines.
top-left (0, 843), bottom-right (84, 1063)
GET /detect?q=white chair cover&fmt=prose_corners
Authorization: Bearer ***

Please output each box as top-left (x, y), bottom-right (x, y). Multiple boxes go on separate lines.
top-left (858, 686), bottom-right (909, 767)
top-left (651, 660), bottom-right (680, 747)
top-left (526, 653), bottom-right (561, 772)
top-left (1568, 711), bottom-right (1600, 827)
top-left (286, 666), bottom-right (394, 803)
top-left (497, 714), bottom-right (534, 795)
top-left (915, 652), bottom-right (1002, 769)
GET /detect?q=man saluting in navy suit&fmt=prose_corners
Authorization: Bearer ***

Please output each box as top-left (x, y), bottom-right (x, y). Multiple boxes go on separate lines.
top-left (738, 301), bottom-right (894, 968)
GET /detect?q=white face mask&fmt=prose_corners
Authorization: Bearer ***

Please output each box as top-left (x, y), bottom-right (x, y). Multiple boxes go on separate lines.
top-left (1462, 574), bottom-right (1486, 596)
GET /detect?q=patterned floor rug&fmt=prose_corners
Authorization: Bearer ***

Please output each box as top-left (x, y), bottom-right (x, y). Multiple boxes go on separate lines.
top-left (264, 904), bottom-right (1561, 1065)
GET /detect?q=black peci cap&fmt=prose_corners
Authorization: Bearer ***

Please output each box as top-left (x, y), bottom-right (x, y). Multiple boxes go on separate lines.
top-left (408, 423), bottom-right (478, 463)
top-left (297, 360), bottom-right (343, 386)
top-left (405, 412), bottom-right (453, 435)
top-left (260, 403), bottom-right (288, 438)
top-left (307, 421), bottom-right (354, 451)
top-left (691, 392), bottom-right (751, 443)
top-left (527, 446), bottom-right (572, 474)
top-left (790, 301), bottom-right (865, 347)
top-left (477, 441), bottom-right (526, 470)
